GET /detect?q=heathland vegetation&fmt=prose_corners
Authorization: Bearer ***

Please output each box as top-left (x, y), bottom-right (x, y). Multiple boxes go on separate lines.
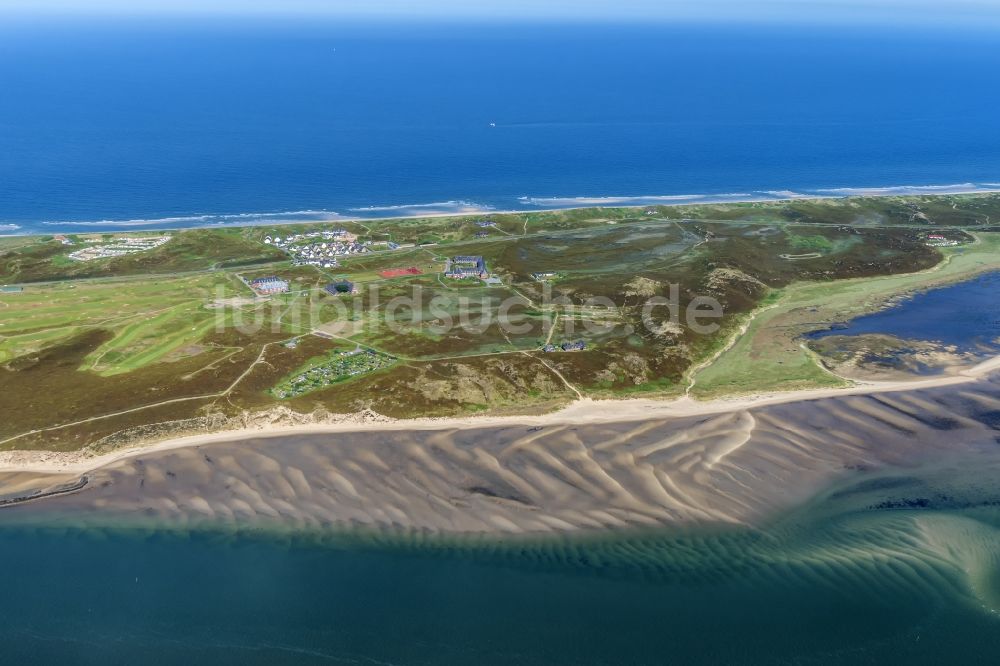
top-left (2, 193), bottom-right (1000, 451)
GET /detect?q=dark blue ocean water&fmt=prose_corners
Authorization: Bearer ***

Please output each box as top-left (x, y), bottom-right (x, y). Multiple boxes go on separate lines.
top-left (2, 19), bottom-right (1000, 234)
top-left (809, 270), bottom-right (1000, 352)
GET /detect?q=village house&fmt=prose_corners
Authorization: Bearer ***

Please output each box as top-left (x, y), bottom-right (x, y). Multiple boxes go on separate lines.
top-left (268, 228), bottom-right (380, 267)
top-left (67, 235), bottom-right (171, 262)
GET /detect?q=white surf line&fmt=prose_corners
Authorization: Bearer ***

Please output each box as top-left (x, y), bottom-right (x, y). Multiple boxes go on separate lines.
top-left (24, 185), bottom-right (1000, 240)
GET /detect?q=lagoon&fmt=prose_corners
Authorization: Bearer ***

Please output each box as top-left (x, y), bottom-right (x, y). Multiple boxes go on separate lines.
top-left (809, 271), bottom-right (1000, 355)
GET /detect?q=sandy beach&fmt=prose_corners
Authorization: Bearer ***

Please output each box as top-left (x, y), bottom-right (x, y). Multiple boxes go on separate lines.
top-left (3, 351), bottom-right (998, 476)
top-left (3, 354), bottom-right (1000, 535)
top-left (6, 190), bottom-right (1000, 535)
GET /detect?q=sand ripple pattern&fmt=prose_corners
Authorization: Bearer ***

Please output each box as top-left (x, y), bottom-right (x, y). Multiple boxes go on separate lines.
top-left (6, 374), bottom-right (1000, 536)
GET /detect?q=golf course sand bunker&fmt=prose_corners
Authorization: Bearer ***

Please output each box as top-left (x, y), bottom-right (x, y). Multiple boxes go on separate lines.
top-left (4, 371), bottom-right (1000, 534)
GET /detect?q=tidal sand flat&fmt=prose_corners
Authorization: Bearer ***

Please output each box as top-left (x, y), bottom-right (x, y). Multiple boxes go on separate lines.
top-left (6, 367), bottom-right (1000, 536)
top-left (4, 404), bottom-right (1000, 663)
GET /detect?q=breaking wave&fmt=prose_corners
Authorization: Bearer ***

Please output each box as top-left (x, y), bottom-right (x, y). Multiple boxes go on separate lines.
top-left (18, 182), bottom-right (1000, 235)
top-left (521, 182), bottom-right (1000, 209)
top-left (519, 193), bottom-right (756, 207)
top-left (33, 210), bottom-right (343, 231)
top-left (38, 210), bottom-right (347, 230)
top-left (348, 200), bottom-right (495, 215)
top-left (816, 183), bottom-right (1000, 196)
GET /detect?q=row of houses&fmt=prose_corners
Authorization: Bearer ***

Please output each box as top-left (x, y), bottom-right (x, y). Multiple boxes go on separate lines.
top-left (67, 235), bottom-right (171, 262)
top-left (473, 219), bottom-right (497, 238)
top-left (265, 230), bottom-right (404, 268)
top-left (264, 229), bottom-right (351, 246)
top-left (268, 230), bottom-right (354, 268)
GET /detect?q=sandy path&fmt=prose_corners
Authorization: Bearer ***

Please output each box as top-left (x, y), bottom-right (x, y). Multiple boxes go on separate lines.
top-left (3, 353), bottom-right (998, 477)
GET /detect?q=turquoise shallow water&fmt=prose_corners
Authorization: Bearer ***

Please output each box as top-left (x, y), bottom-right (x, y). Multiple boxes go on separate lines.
top-left (6, 362), bottom-right (1000, 663)
top-left (4, 475), bottom-right (1000, 665)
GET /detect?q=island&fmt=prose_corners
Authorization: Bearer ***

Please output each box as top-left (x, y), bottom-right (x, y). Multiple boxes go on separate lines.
top-left (2, 192), bottom-right (1000, 534)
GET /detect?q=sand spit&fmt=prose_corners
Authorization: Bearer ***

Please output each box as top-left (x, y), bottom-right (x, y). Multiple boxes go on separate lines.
top-left (3, 365), bottom-right (1000, 535)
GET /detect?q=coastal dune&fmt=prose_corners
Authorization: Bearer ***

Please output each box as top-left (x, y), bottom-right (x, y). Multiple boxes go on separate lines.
top-left (4, 371), bottom-right (1000, 534)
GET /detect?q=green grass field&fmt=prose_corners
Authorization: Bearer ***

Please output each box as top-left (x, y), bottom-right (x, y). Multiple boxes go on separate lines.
top-left (691, 232), bottom-right (1000, 397)
top-left (0, 273), bottom-right (242, 373)
top-left (4, 193), bottom-right (1000, 450)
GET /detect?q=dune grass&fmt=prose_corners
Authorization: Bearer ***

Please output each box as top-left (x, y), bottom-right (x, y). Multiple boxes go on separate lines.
top-left (692, 232), bottom-right (1000, 397)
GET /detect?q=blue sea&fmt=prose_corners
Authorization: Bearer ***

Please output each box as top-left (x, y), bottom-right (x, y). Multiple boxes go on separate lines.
top-left (2, 18), bottom-right (1000, 234)
top-left (809, 270), bottom-right (1000, 354)
top-left (5, 18), bottom-right (1000, 664)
